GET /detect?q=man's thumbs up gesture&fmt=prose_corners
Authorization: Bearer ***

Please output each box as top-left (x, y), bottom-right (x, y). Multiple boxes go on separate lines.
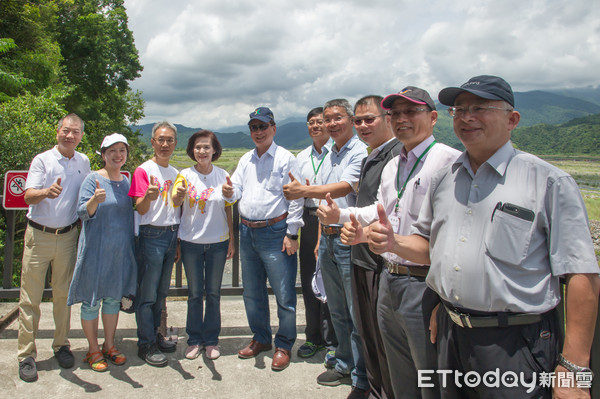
top-left (316, 193), bottom-right (340, 225)
top-left (283, 172), bottom-right (305, 200)
top-left (367, 204), bottom-right (395, 255)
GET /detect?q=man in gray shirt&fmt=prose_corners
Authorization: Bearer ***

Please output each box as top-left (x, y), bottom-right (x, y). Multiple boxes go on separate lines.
top-left (368, 75), bottom-right (599, 399)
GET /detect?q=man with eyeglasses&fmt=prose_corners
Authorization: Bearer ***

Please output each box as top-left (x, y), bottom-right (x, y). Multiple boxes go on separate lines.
top-left (283, 99), bottom-right (369, 397)
top-left (319, 95), bottom-right (402, 399)
top-left (129, 121), bottom-right (180, 367)
top-left (294, 107), bottom-right (338, 362)
top-left (18, 114), bottom-right (90, 382)
top-left (222, 107), bottom-right (303, 371)
top-left (367, 76), bottom-right (599, 399)
top-left (320, 88), bottom-right (460, 399)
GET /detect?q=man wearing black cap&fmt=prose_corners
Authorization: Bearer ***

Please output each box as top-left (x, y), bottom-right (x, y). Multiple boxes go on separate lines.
top-left (222, 107), bottom-right (304, 371)
top-left (367, 76), bottom-right (599, 398)
top-left (320, 87), bottom-right (460, 398)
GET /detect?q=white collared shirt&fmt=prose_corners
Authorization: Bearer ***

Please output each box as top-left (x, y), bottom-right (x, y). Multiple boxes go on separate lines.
top-left (296, 140), bottom-right (332, 208)
top-left (339, 136), bottom-right (461, 265)
top-left (227, 141), bottom-right (304, 235)
top-left (25, 146), bottom-right (91, 228)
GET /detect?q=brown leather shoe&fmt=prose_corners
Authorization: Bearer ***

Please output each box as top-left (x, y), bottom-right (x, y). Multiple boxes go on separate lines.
top-left (271, 348), bottom-right (291, 371)
top-left (238, 339), bottom-right (273, 359)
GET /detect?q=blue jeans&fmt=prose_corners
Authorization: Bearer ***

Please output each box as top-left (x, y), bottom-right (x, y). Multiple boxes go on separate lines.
top-left (180, 239), bottom-right (228, 346)
top-left (319, 233), bottom-right (368, 390)
top-left (135, 225), bottom-right (178, 347)
top-left (240, 219), bottom-right (297, 351)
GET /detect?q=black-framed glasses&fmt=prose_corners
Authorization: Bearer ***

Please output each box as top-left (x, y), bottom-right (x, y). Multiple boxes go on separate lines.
top-left (448, 105), bottom-right (513, 119)
top-left (353, 114), bottom-right (387, 126)
top-left (249, 124), bottom-right (271, 132)
top-left (389, 108), bottom-right (428, 119)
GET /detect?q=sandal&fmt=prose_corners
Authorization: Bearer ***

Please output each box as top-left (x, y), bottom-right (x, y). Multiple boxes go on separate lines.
top-left (102, 345), bottom-right (127, 365)
top-left (84, 351), bottom-right (108, 372)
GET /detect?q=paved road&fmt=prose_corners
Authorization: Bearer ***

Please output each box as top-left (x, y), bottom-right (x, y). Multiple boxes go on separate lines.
top-left (0, 297), bottom-right (349, 399)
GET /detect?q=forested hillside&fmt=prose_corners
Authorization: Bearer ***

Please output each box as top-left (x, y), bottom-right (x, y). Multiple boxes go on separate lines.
top-left (512, 113), bottom-right (600, 155)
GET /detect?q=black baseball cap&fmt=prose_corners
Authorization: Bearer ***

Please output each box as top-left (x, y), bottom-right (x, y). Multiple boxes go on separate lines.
top-left (438, 75), bottom-right (515, 107)
top-left (381, 86), bottom-right (436, 111)
top-left (248, 107), bottom-right (275, 124)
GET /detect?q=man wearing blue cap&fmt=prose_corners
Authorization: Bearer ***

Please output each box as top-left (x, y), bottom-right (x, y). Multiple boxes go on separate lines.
top-left (367, 75), bottom-right (599, 398)
top-left (222, 107), bottom-right (304, 371)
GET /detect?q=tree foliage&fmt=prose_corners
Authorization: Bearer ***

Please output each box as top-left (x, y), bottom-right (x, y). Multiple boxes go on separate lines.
top-left (0, 0), bottom-right (145, 289)
top-left (512, 113), bottom-right (600, 155)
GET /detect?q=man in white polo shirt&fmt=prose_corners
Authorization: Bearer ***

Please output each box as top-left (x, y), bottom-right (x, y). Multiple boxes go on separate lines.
top-left (18, 113), bottom-right (91, 382)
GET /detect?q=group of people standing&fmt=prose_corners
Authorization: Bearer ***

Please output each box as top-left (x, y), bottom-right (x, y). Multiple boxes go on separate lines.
top-left (17, 119), bottom-right (234, 378)
top-left (15, 75), bottom-right (599, 399)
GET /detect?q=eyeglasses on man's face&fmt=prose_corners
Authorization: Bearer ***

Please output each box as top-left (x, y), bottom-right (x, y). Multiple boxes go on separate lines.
top-left (353, 114), bottom-right (387, 126)
top-left (153, 137), bottom-right (175, 145)
top-left (307, 119), bottom-right (324, 127)
top-left (448, 105), bottom-right (513, 119)
top-left (323, 115), bottom-right (348, 125)
top-left (389, 108), bottom-right (428, 119)
top-left (249, 124), bottom-right (271, 132)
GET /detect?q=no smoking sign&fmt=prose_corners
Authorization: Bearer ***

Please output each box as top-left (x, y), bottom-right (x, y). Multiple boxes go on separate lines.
top-left (3, 171), bottom-right (29, 210)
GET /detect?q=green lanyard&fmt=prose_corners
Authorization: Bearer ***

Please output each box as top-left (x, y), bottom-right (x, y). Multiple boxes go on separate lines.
top-left (395, 140), bottom-right (436, 212)
top-left (310, 150), bottom-right (326, 183)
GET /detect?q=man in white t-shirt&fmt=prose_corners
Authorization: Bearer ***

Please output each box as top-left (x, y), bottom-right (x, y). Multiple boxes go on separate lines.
top-left (128, 121), bottom-right (181, 367)
top-left (18, 113), bottom-right (90, 382)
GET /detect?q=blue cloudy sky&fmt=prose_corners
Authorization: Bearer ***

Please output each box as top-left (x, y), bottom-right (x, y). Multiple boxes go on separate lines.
top-left (124, 0), bottom-right (600, 128)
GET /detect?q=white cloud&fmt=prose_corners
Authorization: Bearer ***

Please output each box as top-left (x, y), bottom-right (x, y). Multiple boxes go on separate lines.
top-left (124, 0), bottom-right (600, 128)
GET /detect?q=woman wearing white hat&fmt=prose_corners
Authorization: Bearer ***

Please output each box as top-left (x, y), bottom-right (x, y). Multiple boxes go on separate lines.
top-left (67, 133), bottom-right (137, 372)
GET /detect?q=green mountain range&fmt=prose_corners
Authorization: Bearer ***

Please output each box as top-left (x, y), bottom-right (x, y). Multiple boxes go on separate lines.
top-left (133, 87), bottom-right (600, 155)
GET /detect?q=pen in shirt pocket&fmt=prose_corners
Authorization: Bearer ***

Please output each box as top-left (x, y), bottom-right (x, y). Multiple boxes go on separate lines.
top-left (414, 178), bottom-right (420, 189)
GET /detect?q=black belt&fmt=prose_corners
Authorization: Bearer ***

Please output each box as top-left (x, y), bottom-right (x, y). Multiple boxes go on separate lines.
top-left (142, 224), bottom-right (179, 232)
top-left (321, 225), bottom-right (342, 235)
top-left (384, 259), bottom-right (429, 278)
top-left (241, 212), bottom-right (288, 228)
top-left (443, 302), bottom-right (543, 328)
top-left (28, 219), bottom-right (78, 235)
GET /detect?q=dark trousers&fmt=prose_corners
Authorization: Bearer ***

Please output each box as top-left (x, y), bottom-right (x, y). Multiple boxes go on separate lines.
top-left (299, 209), bottom-right (337, 348)
top-left (437, 305), bottom-right (561, 399)
top-left (377, 271), bottom-right (439, 399)
top-left (351, 265), bottom-right (394, 399)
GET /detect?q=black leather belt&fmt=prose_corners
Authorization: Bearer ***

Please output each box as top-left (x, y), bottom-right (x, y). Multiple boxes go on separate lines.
top-left (142, 224), bottom-right (179, 231)
top-left (241, 212), bottom-right (288, 228)
top-left (321, 225), bottom-right (342, 235)
top-left (28, 219), bottom-right (78, 235)
top-left (384, 259), bottom-right (429, 278)
top-left (443, 302), bottom-right (543, 328)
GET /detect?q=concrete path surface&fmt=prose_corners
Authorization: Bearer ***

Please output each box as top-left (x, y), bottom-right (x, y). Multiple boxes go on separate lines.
top-left (0, 297), bottom-right (350, 399)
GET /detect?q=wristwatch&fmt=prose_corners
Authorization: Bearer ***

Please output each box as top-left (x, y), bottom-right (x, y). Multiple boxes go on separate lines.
top-left (558, 354), bottom-right (594, 377)
top-left (285, 233), bottom-right (298, 240)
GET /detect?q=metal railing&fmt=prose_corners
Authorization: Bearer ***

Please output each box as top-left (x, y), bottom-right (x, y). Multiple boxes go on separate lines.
top-left (1, 196), bottom-right (249, 297)
top-left (1, 195), bottom-right (599, 396)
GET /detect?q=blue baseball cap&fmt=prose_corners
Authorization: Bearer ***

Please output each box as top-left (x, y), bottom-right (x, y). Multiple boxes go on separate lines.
top-left (438, 75), bottom-right (515, 107)
top-left (248, 107), bottom-right (275, 124)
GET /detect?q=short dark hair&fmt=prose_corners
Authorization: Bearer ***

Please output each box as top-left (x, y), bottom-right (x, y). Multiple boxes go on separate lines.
top-left (186, 130), bottom-right (222, 162)
top-left (354, 95), bottom-right (385, 114)
top-left (307, 107), bottom-right (324, 121)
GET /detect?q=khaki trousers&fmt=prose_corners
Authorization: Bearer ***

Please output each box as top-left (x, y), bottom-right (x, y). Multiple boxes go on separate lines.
top-left (17, 224), bottom-right (78, 361)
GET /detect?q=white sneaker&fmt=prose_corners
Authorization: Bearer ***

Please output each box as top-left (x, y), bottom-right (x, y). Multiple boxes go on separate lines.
top-left (205, 345), bottom-right (220, 360)
top-left (185, 344), bottom-right (201, 360)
